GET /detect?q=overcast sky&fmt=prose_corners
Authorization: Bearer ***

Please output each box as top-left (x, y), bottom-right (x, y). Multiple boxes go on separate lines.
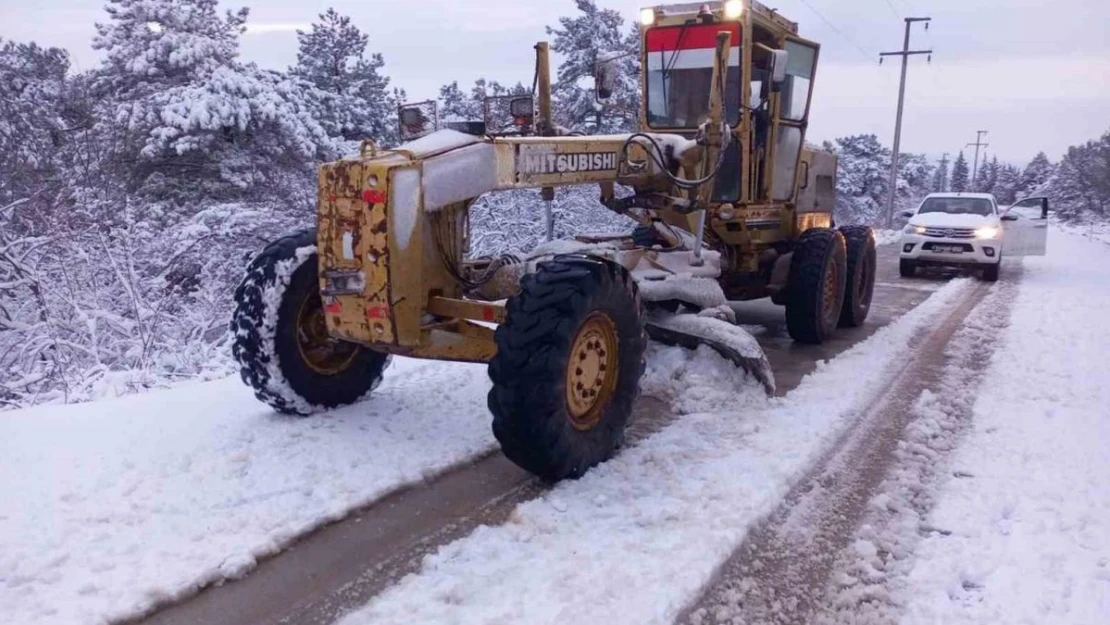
top-left (3, 0), bottom-right (1108, 163)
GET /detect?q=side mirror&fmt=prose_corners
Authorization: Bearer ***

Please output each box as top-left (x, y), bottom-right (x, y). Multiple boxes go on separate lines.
top-left (397, 101), bottom-right (437, 141)
top-left (594, 58), bottom-right (618, 100)
top-left (1041, 197), bottom-right (1050, 219)
top-left (769, 49), bottom-right (789, 92)
top-left (1001, 213), bottom-right (1019, 221)
top-left (899, 210), bottom-right (914, 219)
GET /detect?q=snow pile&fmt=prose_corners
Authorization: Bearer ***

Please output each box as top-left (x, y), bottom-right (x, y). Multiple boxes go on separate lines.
top-left (0, 358), bottom-right (496, 625)
top-left (638, 275), bottom-right (728, 309)
top-left (893, 230), bottom-right (1110, 624)
top-left (873, 229), bottom-right (903, 246)
top-left (336, 279), bottom-right (974, 625)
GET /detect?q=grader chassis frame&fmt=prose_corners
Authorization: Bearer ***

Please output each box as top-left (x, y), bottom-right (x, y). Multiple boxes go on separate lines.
top-left (231, 0), bottom-right (877, 481)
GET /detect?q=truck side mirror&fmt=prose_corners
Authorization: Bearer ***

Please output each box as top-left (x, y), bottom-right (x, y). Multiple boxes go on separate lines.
top-left (594, 58), bottom-right (618, 101)
top-left (770, 49), bottom-right (789, 92)
top-left (899, 210), bottom-right (914, 219)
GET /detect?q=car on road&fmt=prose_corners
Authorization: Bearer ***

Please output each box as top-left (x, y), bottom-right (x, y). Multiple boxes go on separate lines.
top-left (898, 192), bottom-right (1049, 281)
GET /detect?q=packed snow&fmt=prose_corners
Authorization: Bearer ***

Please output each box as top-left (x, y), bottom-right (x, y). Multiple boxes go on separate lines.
top-left (335, 279), bottom-right (973, 625)
top-left (896, 230), bottom-right (1110, 624)
top-left (0, 358), bottom-right (496, 625)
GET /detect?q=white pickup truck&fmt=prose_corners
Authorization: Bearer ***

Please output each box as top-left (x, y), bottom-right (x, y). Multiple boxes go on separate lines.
top-left (898, 193), bottom-right (1049, 281)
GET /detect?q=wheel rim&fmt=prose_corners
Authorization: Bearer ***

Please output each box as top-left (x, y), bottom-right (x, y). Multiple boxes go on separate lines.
top-left (296, 292), bottom-right (360, 375)
top-left (822, 260), bottom-right (840, 325)
top-left (565, 312), bottom-right (620, 431)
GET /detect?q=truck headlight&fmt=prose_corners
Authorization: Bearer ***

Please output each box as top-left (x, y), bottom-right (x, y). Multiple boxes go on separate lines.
top-left (974, 226), bottom-right (999, 239)
top-left (904, 224), bottom-right (926, 235)
top-left (640, 8), bottom-right (656, 25)
top-left (724, 0), bottom-right (744, 19)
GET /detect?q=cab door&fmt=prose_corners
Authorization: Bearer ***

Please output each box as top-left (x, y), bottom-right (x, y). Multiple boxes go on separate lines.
top-left (768, 37), bottom-right (819, 203)
top-left (1001, 196), bottom-right (1049, 256)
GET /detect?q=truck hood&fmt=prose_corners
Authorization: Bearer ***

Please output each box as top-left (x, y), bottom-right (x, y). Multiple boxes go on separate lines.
top-left (908, 212), bottom-right (998, 228)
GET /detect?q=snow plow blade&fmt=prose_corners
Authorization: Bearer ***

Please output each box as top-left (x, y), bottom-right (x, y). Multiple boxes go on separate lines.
top-left (645, 313), bottom-right (776, 396)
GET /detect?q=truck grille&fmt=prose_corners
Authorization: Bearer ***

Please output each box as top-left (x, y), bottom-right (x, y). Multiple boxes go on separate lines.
top-left (923, 227), bottom-right (975, 239)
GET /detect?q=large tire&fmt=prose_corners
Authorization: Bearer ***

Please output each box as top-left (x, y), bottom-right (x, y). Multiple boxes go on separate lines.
top-left (838, 225), bottom-right (877, 328)
top-left (488, 255), bottom-right (647, 481)
top-left (786, 228), bottom-right (847, 344)
top-left (981, 262), bottom-right (1000, 282)
top-left (899, 259), bottom-right (917, 278)
top-left (231, 229), bottom-right (391, 415)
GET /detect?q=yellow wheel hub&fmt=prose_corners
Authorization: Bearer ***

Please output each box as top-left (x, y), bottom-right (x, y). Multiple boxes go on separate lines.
top-left (565, 312), bottom-right (620, 431)
top-left (296, 293), bottom-right (360, 375)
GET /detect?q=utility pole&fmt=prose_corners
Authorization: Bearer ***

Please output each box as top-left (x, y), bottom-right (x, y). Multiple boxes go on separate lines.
top-left (967, 130), bottom-right (989, 189)
top-left (881, 17), bottom-right (932, 226)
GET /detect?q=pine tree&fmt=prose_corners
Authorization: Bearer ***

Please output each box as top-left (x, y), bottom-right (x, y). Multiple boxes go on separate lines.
top-left (293, 9), bottom-right (399, 145)
top-left (951, 151), bottom-right (969, 192)
top-left (831, 134), bottom-right (892, 225)
top-left (547, 0), bottom-right (639, 133)
top-left (931, 153), bottom-right (949, 192)
top-left (0, 39), bottom-right (70, 204)
top-left (1020, 151), bottom-right (1054, 194)
top-left (1044, 131), bottom-right (1109, 221)
top-left (994, 164), bottom-right (1022, 204)
top-left (92, 0), bottom-right (246, 95)
top-left (976, 156), bottom-right (1000, 194)
top-left (92, 0), bottom-right (337, 202)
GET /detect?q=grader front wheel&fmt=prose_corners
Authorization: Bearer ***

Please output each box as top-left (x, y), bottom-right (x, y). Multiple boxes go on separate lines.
top-left (231, 229), bottom-right (391, 415)
top-left (488, 256), bottom-right (647, 481)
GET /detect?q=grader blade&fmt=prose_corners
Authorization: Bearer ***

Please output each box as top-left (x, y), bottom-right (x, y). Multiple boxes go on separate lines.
top-left (645, 313), bottom-right (776, 396)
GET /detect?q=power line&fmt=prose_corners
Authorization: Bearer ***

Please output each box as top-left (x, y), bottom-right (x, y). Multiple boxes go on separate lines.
top-left (881, 0), bottom-right (902, 20)
top-left (796, 0), bottom-right (875, 62)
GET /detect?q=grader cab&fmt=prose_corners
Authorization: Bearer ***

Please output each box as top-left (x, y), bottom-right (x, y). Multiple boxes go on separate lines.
top-left (231, 0), bottom-right (876, 481)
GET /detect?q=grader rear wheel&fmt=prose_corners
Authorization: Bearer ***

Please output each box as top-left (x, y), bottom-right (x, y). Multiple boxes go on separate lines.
top-left (231, 229), bottom-right (391, 415)
top-left (488, 255), bottom-right (646, 482)
top-left (785, 228), bottom-right (848, 344)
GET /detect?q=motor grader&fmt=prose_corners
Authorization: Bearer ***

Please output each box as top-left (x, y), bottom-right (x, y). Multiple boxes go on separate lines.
top-left (231, 0), bottom-right (876, 481)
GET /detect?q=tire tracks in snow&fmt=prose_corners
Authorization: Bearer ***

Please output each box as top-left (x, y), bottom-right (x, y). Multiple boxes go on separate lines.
top-left (679, 266), bottom-right (1018, 625)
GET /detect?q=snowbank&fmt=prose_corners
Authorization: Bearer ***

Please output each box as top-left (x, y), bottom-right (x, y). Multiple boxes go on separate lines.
top-left (337, 279), bottom-right (974, 625)
top-left (0, 358), bottom-right (496, 625)
top-left (897, 229), bottom-right (1110, 624)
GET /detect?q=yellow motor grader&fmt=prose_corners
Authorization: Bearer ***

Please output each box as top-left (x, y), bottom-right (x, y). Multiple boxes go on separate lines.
top-left (231, 0), bottom-right (876, 481)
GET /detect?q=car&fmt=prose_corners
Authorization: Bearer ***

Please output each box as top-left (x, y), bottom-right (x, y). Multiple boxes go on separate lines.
top-left (898, 192), bottom-right (1049, 281)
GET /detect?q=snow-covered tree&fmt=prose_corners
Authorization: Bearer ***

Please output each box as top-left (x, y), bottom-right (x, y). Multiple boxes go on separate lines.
top-left (827, 135), bottom-right (890, 225)
top-left (91, 0), bottom-right (337, 203)
top-left (0, 40), bottom-right (70, 204)
top-left (975, 156), bottom-right (1000, 194)
top-left (931, 153), bottom-right (949, 193)
top-left (547, 0), bottom-right (639, 133)
top-left (292, 8), bottom-right (400, 145)
top-left (994, 164), bottom-right (1022, 204)
top-left (1044, 131), bottom-right (1109, 222)
top-left (950, 151), bottom-right (969, 192)
top-left (1021, 151), bottom-right (1054, 194)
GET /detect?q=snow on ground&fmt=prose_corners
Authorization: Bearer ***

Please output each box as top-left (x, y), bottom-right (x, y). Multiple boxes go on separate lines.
top-left (895, 229), bottom-right (1110, 624)
top-left (0, 357), bottom-right (496, 625)
top-left (1054, 218), bottom-right (1110, 246)
top-left (336, 279), bottom-right (974, 625)
top-left (873, 229), bottom-right (903, 246)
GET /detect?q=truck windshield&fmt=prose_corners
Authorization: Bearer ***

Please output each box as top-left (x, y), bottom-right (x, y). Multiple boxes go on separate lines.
top-left (918, 197), bottom-right (995, 216)
top-left (645, 23), bottom-right (741, 129)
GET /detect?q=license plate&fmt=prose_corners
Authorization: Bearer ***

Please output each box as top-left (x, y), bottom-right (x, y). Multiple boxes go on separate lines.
top-left (932, 245), bottom-right (964, 253)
